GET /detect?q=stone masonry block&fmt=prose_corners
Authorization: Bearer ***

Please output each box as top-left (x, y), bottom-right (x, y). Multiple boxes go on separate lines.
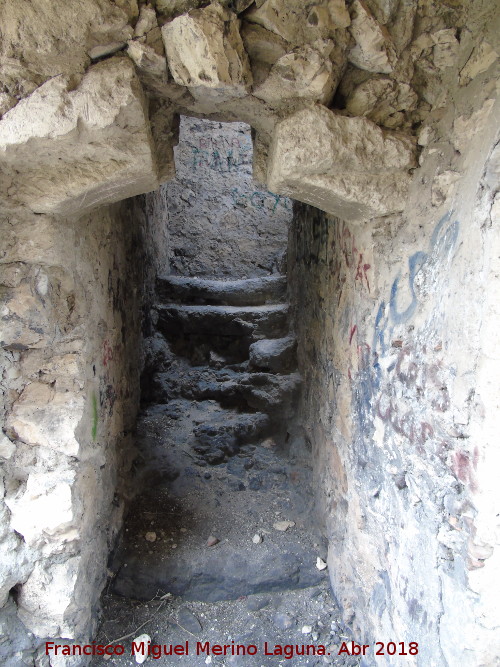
top-left (7, 382), bottom-right (84, 457)
top-left (162, 4), bottom-right (252, 102)
top-left (0, 58), bottom-right (160, 216)
top-left (267, 105), bottom-right (416, 223)
top-left (5, 471), bottom-right (76, 547)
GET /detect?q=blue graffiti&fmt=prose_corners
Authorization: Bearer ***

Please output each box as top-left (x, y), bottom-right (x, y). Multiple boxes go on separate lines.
top-left (389, 251), bottom-right (427, 324)
top-left (368, 211), bottom-right (460, 396)
top-left (389, 212), bottom-right (460, 326)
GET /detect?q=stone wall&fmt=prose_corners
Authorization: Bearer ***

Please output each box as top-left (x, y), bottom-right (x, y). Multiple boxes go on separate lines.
top-left (163, 116), bottom-right (291, 278)
top-left (0, 197), bottom-right (166, 662)
top-left (289, 33), bottom-right (500, 667)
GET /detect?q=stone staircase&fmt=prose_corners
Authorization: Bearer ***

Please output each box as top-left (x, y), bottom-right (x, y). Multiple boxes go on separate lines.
top-left (151, 274), bottom-right (301, 458)
top-left (109, 274), bottom-right (326, 604)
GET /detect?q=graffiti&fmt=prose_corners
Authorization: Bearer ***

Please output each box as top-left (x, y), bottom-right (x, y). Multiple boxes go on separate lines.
top-left (102, 339), bottom-right (113, 367)
top-left (333, 221), bottom-right (372, 293)
top-left (389, 211), bottom-right (459, 325)
top-left (452, 448), bottom-right (479, 493)
top-left (294, 208), bottom-right (330, 267)
top-left (191, 135), bottom-right (252, 173)
top-left (373, 211), bottom-right (460, 364)
top-left (91, 391), bottom-right (98, 441)
top-left (348, 212), bottom-right (460, 451)
top-left (230, 187), bottom-right (292, 215)
top-left (198, 135), bottom-right (249, 151)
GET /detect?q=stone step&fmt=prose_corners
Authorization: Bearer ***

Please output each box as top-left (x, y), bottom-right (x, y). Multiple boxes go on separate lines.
top-left (112, 539), bottom-right (324, 603)
top-left (249, 335), bottom-right (297, 373)
top-left (156, 303), bottom-right (289, 339)
top-left (157, 274), bottom-right (288, 306)
top-left (151, 367), bottom-right (301, 414)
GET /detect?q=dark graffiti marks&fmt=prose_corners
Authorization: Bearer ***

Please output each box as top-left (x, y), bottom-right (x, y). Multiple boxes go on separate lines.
top-left (191, 135), bottom-right (252, 173)
top-left (230, 187), bottom-right (292, 215)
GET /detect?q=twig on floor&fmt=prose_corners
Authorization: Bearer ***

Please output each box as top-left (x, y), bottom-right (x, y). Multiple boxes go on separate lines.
top-left (106, 600), bottom-right (167, 644)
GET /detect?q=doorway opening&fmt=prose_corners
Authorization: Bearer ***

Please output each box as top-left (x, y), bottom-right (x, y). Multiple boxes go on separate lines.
top-left (94, 118), bottom-right (358, 663)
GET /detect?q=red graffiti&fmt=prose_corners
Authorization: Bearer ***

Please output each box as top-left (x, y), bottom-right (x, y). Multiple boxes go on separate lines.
top-left (334, 222), bottom-right (372, 293)
top-left (376, 395), bottom-right (434, 452)
top-left (102, 339), bottom-right (113, 367)
top-left (349, 325), bottom-right (358, 345)
top-left (452, 448), bottom-right (479, 493)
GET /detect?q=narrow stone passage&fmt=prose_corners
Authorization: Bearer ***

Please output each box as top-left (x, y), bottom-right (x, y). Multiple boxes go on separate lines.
top-left (93, 275), bottom-right (359, 665)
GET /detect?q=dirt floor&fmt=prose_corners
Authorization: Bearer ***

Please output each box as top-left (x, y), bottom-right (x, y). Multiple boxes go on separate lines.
top-left (91, 378), bottom-right (361, 666)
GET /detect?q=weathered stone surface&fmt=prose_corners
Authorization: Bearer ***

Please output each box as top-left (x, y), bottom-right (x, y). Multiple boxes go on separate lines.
top-left (253, 45), bottom-right (339, 105)
top-left (157, 304), bottom-right (289, 339)
top-left (431, 29), bottom-right (459, 70)
top-left (6, 471), bottom-right (76, 547)
top-left (267, 106), bottom-right (416, 222)
top-left (241, 23), bottom-right (288, 68)
top-left (0, 0), bottom-right (133, 101)
top-left (7, 383), bottom-right (84, 457)
top-left (249, 336), bottom-right (297, 373)
top-left (0, 58), bottom-right (160, 216)
top-left (431, 170), bottom-right (461, 206)
top-left (134, 4), bottom-right (158, 37)
top-left (148, 100), bottom-right (177, 181)
top-left (17, 557), bottom-right (82, 637)
top-left (0, 93), bottom-right (17, 117)
top-left (245, 0), bottom-right (349, 45)
top-left (157, 275), bottom-right (287, 306)
top-left (88, 41), bottom-right (127, 60)
top-left (348, 0), bottom-right (396, 73)
top-left (162, 4), bottom-right (252, 102)
top-left (363, 0), bottom-right (398, 24)
top-left (459, 42), bottom-right (498, 85)
top-left (346, 77), bottom-right (418, 128)
top-left (0, 433), bottom-right (15, 460)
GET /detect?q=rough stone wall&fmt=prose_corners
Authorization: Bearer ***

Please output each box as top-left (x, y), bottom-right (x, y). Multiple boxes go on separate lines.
top-left (289, 25), bottom-right (500, 667)
top-left (163, 116), bottom-right (291, 278)
top-left (0, 197), bottom-right (166, 662)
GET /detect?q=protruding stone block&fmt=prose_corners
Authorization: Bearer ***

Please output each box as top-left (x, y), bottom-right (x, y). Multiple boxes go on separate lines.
top-left (7, 383), bottom-right (84, 457)
top-left (249, 336), bottom-right (297, 373)
top-left (348, 0), bottom-right (396, 73)
top-left (267, 106), bottom-right (416, 223)
top-left (17, 557), bottom-right (82, 637)
top-left (346, 77), bottom-right (417, 128)
top-left (162, 4), bottom-right (252, 102)
top-left (253, 45), bottom-right (339, 106)
top-left (245, 0), bottom-right (350, 44)
top-left (0, 58), bottom-right (160, 216)
top-left (5, 471), bottom-right (76, 547)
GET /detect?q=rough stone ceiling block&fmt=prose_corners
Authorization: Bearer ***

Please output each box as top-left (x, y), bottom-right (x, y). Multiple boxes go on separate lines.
top-left (348, 0), bottom-right (396, 73)
top-left (0, 0), bottom-right (133, 98)
top-left (253, 45), bottom-right (338, 106)
top-left (245, 0), bottom-right (350, 44)
top-left (161, 3), bottom-right (252, 102)
top-left (0, 58), bottom-right (161, 216)
top-left (267, 105), bottom-right (416, 223)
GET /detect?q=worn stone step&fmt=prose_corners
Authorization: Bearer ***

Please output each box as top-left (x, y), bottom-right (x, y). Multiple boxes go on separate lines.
top-left (151, 367), bottom-right (301, 414)
top-left (112, 540), bottom-right (324, 602)
top-left (157, 274), bottom-right (288, 306)
top-left (156, 303), bottom-right (289, 339)
top-left (249, 336), bottom-right (297, 373)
